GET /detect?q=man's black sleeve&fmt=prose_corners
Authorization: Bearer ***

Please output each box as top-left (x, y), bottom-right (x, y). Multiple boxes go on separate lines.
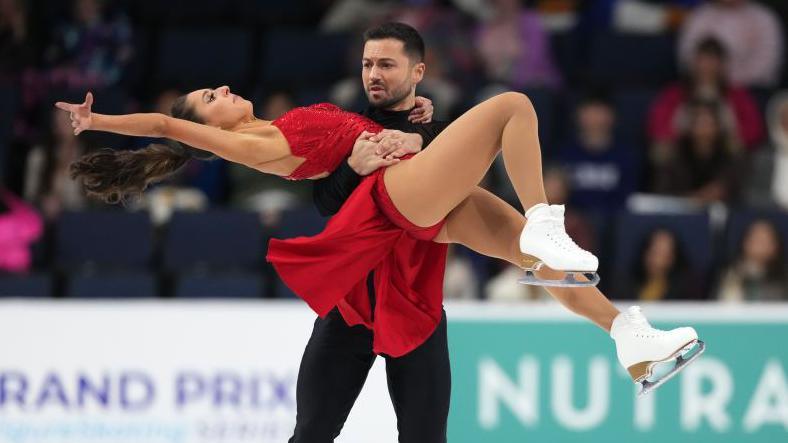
top-left (312, 159), bottom-right (362, 216)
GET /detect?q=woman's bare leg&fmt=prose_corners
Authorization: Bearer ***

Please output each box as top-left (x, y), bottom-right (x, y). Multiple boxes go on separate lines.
top-left (384, 92), bottom-right (546, 227)
top-left (435, 187), bottom-right (619, 332)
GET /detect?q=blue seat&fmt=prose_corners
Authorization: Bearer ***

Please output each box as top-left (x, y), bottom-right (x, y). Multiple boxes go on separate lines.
top-left (260, 30), bottom-right (352, 88)
top-left (66, 272), bottom-right (157, 298)
top-left (56, 211), bottom-right (153, 271)
top-left (723, 210), bottom-right (788, 262)
top-left (156, 28), bottom-right (252, 91)
top-left (612, 211), bottom-right (713, 279)
top-left (175, 273), bottom-right (263, 298)
top-left (163, 210), bottom-right (264, 272)
top-left (0, 274), bottom-right (53, 298)
top-left (0, 85), bottom-right (18, 174)
top-left (614, 88), bottom-right (659, 149)
top-left (132, 0), bottom-right (242, 24)
top-left (274, 206), bottom-right (328, 239)
top-left (589, 32), bottom-right (676, 86)
top-left (240, 0), bottom-right (316, 24)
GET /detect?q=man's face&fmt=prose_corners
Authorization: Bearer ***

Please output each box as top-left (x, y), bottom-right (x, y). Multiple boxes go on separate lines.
top-left (362, 38), bottom-right (424, 109)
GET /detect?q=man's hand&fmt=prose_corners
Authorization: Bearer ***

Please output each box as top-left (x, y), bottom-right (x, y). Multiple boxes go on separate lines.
top-left (347, 131), bottom-right (401, 175)
top-left (409, 96), bottom-right (433, 123)
top-left (369, 129), bottom-right (423, 159)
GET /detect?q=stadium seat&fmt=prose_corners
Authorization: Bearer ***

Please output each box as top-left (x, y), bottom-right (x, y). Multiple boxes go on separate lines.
top-left (274, 206), bottom-right (328, 239)
top-left (613, 88), bottom-right (659, 149)
top-left (260, 30), bottom-right (352, 88)
top-left (163, 210), bottom-right (264, 272)
top-left (55, 211), bottom-right (153, 271)
top-left (175, 273), bottom-right (263, 298)
top-left (155, 28), bottom-right (252, 91)
top-left (66, 272), bottom-right (157, 298)
top-left (0, 274), bottom-right (53, 298)
top-left (589, 32), bottom-right (677, 87)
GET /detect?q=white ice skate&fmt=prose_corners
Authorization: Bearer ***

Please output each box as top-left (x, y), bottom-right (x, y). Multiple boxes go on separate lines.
top-left (611, 306), bottom-right (706, 396)
top-left (518, 203), bottom-right (600, 287)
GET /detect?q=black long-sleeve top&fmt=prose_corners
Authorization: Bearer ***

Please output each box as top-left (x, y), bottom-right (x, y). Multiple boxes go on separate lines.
top-left (312, 106), bottom-right (450, 216)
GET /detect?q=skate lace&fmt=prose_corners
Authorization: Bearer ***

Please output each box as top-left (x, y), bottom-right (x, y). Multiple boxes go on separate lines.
top-left (626, 306), bottom-right (666, 339)
top-left (544, 216), bottom-right (583, 253)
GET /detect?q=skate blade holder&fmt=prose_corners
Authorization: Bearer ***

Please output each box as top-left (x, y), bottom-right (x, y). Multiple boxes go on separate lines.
top-left (517, 255), bottom-right (600, 287)
top-left (638, 339), bottom-right (706, 397)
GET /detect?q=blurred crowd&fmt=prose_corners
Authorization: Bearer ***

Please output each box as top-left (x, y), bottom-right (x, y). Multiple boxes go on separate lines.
top-left (1, 0), bottom-right (787, 302)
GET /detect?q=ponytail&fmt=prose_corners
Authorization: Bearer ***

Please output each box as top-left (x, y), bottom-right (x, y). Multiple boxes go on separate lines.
top-left (70, 140), bottom-right (194, 204)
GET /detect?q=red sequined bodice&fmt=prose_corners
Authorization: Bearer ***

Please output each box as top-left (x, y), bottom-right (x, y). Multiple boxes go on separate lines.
top-left (271, 103), bottom-right (383, 180)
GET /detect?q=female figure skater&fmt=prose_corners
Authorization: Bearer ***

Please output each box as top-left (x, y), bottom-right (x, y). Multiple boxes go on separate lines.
top-left (56, 88), bottom-right (703, 394)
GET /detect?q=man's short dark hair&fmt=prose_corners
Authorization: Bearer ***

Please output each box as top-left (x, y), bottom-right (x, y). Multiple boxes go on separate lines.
top-left (363, 22), bottom-right (425, 63)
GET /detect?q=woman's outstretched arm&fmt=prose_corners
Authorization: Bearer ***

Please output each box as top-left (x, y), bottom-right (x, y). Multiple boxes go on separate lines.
top-left (56, 92), bottom-right (292, 168)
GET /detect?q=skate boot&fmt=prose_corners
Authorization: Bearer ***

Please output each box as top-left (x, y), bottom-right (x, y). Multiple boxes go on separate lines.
top-left (518, 203), bottom-right (600, 287)
top-left (611, 306), bottom-right (706, 396)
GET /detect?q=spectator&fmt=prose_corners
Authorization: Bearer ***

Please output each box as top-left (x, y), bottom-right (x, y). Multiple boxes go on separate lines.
top-left (649, 37), bottom-right (764, 151)
top-left (559, 93), bottom-right (636, 212)
top-left (43, 0), bottom-right (134, 90)
top-left (0, 0), bottom-right (35, 81)
top-left (0, 188), bottom-right (43, 274)
top-left (651, 100), bottom-right (741, 203)
top-left (23, 109), bottom-right (88, 221)
top-left (444, 245), bottom-right (478, 300)
top-left (718, 219), bottom-right (788, 301)
top-left (475, 0), bottom-right (562, 90)
top-left (623, 228), bottom-right (703, 300)
top-left (766, 92), bottom-right (788, 209)
top-left (679, 0), bottom-right (783, 88)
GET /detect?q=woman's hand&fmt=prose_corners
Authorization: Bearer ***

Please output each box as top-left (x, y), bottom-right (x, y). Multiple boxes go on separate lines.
top-left (55, 92), bottom-right (94, 136)
top-left (348, 131), bottom-right (401, 175)
top-left (408, 96), bottom-right (433, 123)
top-left (369, 129), bottom-right (423, 159)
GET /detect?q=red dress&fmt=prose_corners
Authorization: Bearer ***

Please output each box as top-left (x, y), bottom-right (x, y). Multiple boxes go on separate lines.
top-left (267, 104), bottom-right (448, 357)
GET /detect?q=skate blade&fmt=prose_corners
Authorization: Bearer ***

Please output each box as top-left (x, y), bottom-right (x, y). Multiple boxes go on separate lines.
top-left (517, 270), bottom-right (600, 287)
top-left (637, 340), bottom-right (706, 397)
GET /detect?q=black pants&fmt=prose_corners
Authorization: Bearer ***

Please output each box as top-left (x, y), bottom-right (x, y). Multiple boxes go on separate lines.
top-left (288, 308), bottom-right (451, 443)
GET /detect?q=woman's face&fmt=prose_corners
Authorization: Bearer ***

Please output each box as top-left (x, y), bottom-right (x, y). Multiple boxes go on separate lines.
top-left (743, 221), bottom-right (779, 266)
top-left (645, 230), bottom-right (677, 275)
top-left (185, 85), bottom-right (254, 129)
top-left (690, 107), bottom-right (720, 145)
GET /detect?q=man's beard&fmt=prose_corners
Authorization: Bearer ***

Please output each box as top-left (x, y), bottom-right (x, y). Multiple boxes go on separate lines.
top-left (367, 81), bottom-right (412, 109)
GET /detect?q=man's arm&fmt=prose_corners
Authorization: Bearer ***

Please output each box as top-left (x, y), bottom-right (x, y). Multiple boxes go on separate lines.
top-left (313, 161), bottom-right (362, 216)
top-left (313, 132), bottom-right (400, 216)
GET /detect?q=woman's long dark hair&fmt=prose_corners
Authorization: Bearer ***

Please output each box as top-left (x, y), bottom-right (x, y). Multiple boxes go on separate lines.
top-left (70, 94), bottom-right (213, 204)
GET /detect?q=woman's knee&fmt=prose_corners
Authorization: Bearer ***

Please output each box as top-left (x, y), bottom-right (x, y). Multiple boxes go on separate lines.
top-left (495, 91), bottom-right (535, 115)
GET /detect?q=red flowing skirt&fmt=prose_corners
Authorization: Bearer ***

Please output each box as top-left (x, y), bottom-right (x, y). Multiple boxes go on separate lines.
top-left (266, 168), bottom-right (447, 357)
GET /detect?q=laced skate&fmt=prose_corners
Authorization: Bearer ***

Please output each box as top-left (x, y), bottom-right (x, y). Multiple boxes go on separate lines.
top-left (611, 306), bottom-right (706, 396)
top-left (518, 204), bottom-right (600, 287)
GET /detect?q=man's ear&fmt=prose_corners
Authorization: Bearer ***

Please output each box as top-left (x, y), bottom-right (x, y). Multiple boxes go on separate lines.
top-left (412, 62), bottom-right (426, 84)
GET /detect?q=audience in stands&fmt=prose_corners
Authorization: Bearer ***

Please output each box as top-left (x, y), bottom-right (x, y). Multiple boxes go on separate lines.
top-left (559, 92), bottom-right (636, 212)
top-left (43, 0), bottom-right (134, 91)
top-left (23, 109), bottom-right (88, 221)
top-left (718, 219), bottom-right (788, 301)
top-left (475, 0), bottom-right (562, 91)
top-left (1, 0), bottom-right (787, 299)
top-left (623, 228), bottom-right (704, 300)
top-left (650, 99), bottom-right (742, 203)
top-left (679, 0), bottom-right (783, 88)
top-left (649, 37), bottom-right (764, 151)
